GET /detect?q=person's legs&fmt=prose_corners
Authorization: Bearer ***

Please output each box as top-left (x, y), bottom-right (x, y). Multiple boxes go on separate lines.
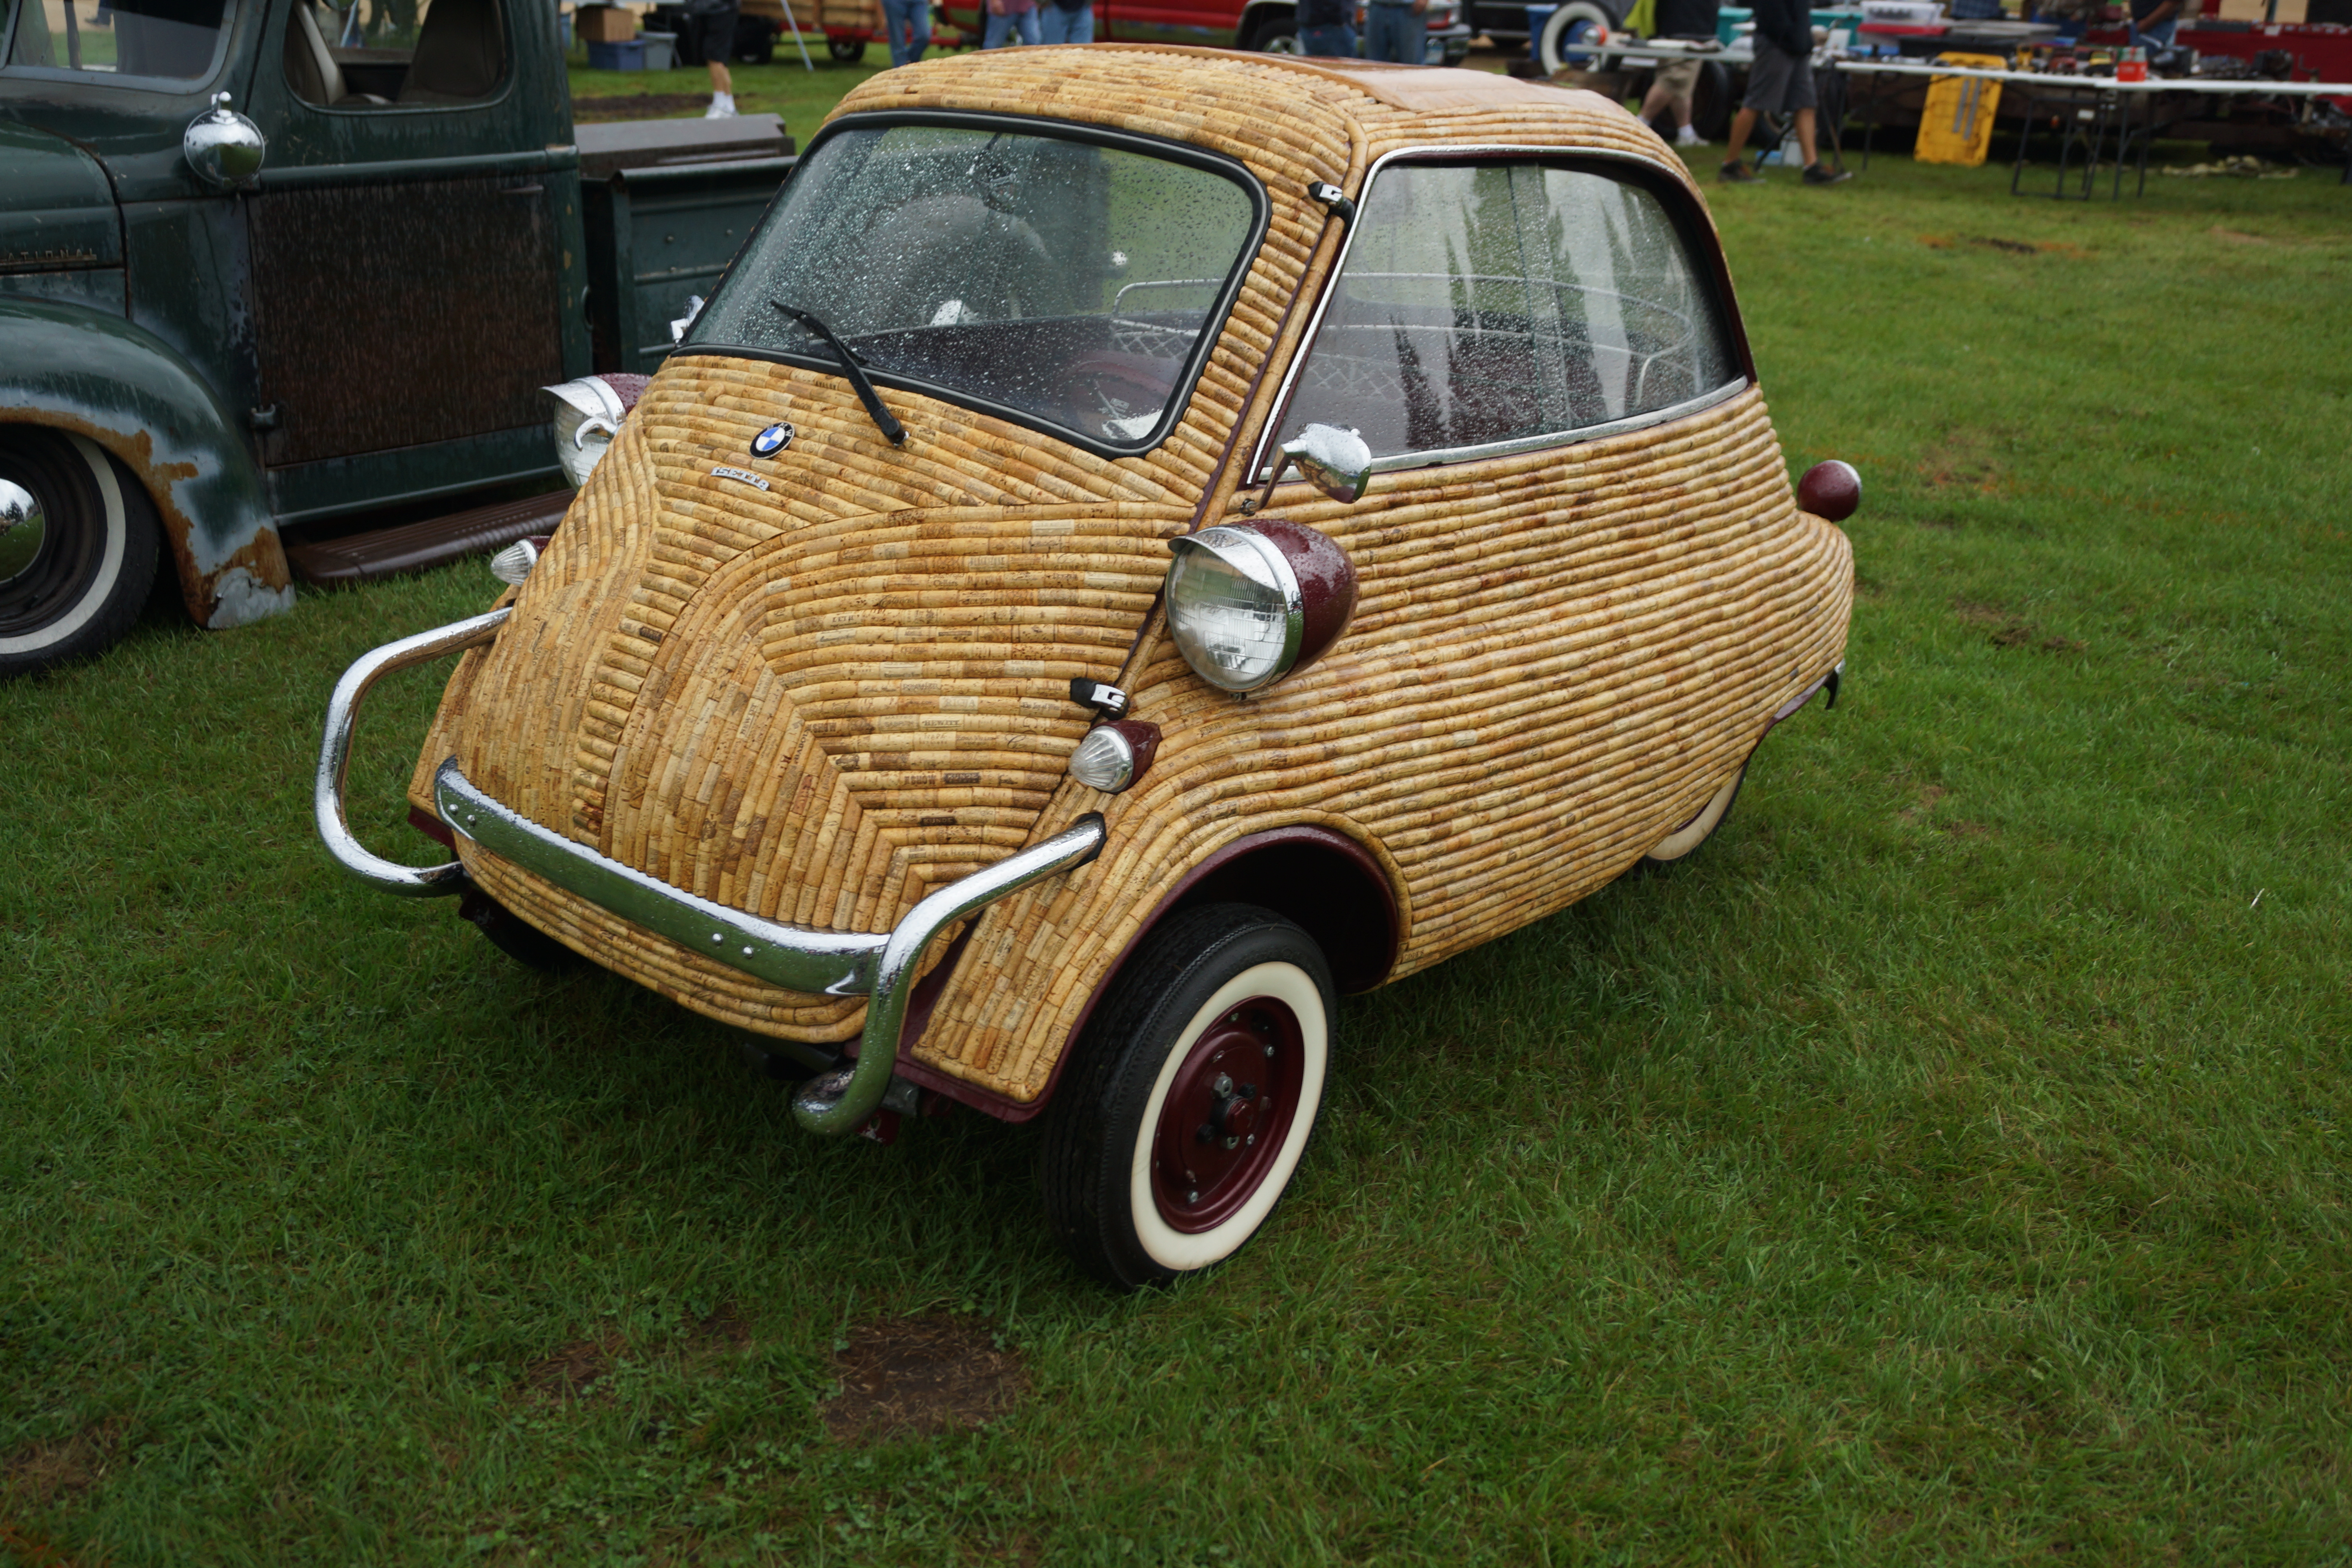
top-left (2127, 15), bottom-right (2175, 46)
top-left (982, 5), bottom-right (1010, 45)
top-left (1645, 57), bottom-right (1701, 143)
top-left (1723, 105), bottom-right (1759, 163)
top-left (699, 8), bottom-right (736, 116)
top-left (1299, 20), bottom-right (1356, 54)
top-left (1016, 7), bottom-right (1041, 43)
top-left (1795, 105), bottom-right (1818, 166)
top-left (1366, 3), bottom-right (1417, 64)
top-left (1037, 2), bottom-right (1093, 42)
top-left (879, 0), bottom-right (927, 63)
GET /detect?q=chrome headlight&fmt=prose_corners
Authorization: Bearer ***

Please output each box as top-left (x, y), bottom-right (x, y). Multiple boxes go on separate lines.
top-left (541, 376), bottom-right (638, 490)
top-left (1165, 520), bottom-right (1359, 697)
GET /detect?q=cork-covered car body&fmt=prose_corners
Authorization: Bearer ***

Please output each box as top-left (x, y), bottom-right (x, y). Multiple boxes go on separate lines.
top-left (319, 46), bottom-right (1856, 1289)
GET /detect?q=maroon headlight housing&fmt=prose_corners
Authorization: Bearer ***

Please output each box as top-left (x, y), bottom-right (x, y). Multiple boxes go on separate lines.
top-left (1164, 519), bottom-right (1359, 695)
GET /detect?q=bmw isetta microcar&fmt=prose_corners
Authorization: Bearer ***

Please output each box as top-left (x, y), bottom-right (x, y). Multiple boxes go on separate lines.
top-left (318, 46), bottom-right (1858, 1289)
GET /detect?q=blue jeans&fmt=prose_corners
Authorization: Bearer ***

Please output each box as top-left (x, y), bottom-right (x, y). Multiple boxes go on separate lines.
top-left (1036, 3), bottom-right (1093, 43)
top-left (983, 5), bottom-right (1041, 46)
top-left (1299, 20), bottom-right (1355, 54)
top-left (879, 0), bottom-right (928, 64)
top-left (1364, 2), bottom-right (1420, 64)
top-left (2127, 15), bottom-right (2175, 46)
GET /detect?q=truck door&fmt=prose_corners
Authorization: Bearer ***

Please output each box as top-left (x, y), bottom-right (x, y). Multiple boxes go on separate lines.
top-left (241, 0), bottom-right (577, 490)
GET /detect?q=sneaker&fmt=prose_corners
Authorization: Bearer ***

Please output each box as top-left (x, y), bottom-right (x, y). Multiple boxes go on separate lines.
top-left (1719, 160), bottom-right (1764, 183)
top-left (1676, 125), bottom-right (1703, 146)
top-left (1802, 162), bottom-right (1852, 185)
top-left (705, 92), bottom-right (736, 119)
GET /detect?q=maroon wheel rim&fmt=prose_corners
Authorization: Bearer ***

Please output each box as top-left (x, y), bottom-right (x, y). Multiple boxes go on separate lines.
top-left (1149, 993), bottom-right (1305, 1234)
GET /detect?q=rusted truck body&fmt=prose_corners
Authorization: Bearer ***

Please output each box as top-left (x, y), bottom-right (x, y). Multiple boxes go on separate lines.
top-left (0, 0), bottom-right (788, 674)
top-left (319, 48), bottom-right (1857, 1288)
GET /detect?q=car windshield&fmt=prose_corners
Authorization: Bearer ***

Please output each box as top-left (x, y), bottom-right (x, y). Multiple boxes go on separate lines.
top-left (686, 122), bottom-right (1263, 454)
top-left (5, 0), bottom-right (234, 80)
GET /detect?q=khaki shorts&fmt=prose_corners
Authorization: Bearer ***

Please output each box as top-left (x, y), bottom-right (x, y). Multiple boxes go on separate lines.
top-left (1653, 56), bottom-right (1702, 110)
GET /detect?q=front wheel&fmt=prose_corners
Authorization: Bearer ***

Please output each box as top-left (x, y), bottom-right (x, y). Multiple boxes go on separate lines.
top-left (1041, 904), bottom-right (1333, 1290)
top-left (1632, 762), bottom-right (1745, 876)
top-left (826, 35), bottom-right (866, 61)
top-left (0, 427), bottom-right (161, 679)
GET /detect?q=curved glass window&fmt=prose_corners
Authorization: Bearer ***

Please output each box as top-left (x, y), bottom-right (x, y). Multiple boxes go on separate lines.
top-left (6, 0), bottom-right (234, 80)
top-left (1276, 162), bottom-right (1740, 469)
top-left (685, 120), bottom-right (1264, 456)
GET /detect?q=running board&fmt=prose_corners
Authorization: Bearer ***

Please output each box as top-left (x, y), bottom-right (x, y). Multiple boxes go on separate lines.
top-left (283, 490), bottom-right (571, 587)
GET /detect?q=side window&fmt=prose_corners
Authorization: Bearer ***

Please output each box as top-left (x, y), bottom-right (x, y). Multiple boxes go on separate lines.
top-left (7, 0), bottom-right (235, 80)
top-left (1279, 162), bottom-right (1740, 466)
top-left (285, 0), bottom-right (506, 107)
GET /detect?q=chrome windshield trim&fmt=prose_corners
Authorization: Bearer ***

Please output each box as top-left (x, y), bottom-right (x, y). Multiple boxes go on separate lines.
top-left (1243, 142), bottom-right (1748, 486)
top-left (315, 607), bottom-right (510, 898)
top-left (1361, 381), bottom-right (1746, 475)
top-left (433, 759), bottom-right (886, 998)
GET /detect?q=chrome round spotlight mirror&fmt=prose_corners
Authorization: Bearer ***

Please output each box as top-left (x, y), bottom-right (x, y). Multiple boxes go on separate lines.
top-left (1241, 422), bottom-right (1374, 514)
top-left (183, 93), bottom-right (267, 191)
top-left (1283, 423), bottom-right (1373, 505)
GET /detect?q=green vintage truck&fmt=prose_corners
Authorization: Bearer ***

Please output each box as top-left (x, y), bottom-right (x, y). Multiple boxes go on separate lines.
top-left (0, 0), bottom-right (792, 674)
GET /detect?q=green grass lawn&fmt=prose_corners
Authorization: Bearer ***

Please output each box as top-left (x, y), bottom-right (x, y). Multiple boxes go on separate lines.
top-left (4, 86), bottom-right (2350, 1564)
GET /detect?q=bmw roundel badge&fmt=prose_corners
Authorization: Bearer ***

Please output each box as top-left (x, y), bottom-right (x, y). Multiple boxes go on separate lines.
top-left (750, 422), bottom-right (795, 458)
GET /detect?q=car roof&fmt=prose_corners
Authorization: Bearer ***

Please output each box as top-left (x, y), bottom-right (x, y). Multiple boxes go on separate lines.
top-left (826, 45), bottom-right (1703, 202)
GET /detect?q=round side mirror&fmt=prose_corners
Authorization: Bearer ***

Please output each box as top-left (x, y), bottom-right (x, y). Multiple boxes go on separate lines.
top-left (1280, 423), bottom-right (1374, 506)
top-left (184, 93), bottom-right (267, 191)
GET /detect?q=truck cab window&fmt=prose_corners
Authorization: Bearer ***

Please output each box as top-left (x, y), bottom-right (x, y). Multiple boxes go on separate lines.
top-left (6, 0), bottom-right (234, 80)
top-left (284, 0), bottom-right (506, 107)
top-left (1279, 161), bottom-right (1741, 468)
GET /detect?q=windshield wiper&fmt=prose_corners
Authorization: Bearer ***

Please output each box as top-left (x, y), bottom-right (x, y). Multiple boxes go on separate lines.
top-left (769, 302), bottom-right (907, 447)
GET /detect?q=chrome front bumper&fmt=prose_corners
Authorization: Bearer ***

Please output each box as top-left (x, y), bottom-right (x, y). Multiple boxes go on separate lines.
top-left (315, 609), bottom-right (1105, 1136)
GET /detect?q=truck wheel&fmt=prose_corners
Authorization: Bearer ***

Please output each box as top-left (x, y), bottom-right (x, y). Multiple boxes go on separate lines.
top-left (1245, 11), bottom-right (1301, 52)
top-left (1690, 58), bottom-right (1733, 142)
top-left (827, 35), bottom-right (866, 62)
top-left (1041, 904), bottom-right (1332, 1290)
top-left (0, 428), bottom-right (160, 678)
top-left (734, 16), bottom-right (777, 63)
top-left (1536, 0), bottom-right (1620, 74)
top-left (1631, 762), bottom-right (1744, 877)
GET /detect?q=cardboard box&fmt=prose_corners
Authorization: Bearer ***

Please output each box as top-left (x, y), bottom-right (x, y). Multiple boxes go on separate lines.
top-left (576, 6), bottom-right (639, 44)
top-left (2213, 0), bottom-right (2307, 20)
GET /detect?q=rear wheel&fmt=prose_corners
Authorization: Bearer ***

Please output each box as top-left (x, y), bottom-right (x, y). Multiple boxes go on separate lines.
top-left (1632, 762), bottom-right (1745, 876)
top-left (0, 427), bottom-right (161, 679)
top-left (827, 35), bottom-right (866, 61)
top-left (1041, 904), bottom-right (1332, 1290)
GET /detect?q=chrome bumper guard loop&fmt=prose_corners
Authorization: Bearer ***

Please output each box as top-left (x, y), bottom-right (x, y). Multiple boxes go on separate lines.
top-left (314, 606), bottom-right (511, 898)
top-left (318, 610), bottom-right (1105, 1137)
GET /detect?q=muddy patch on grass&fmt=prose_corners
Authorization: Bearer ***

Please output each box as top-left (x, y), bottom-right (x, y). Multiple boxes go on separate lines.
top-left (824, 1314), bottom-right (1030, 1445)
top-left (523, 1331), bottom-right (626, 1404)
top-left (1954, 599), bottom-right (2082, 653)
top-left (2, 1419), bottom-right (124, 1507)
